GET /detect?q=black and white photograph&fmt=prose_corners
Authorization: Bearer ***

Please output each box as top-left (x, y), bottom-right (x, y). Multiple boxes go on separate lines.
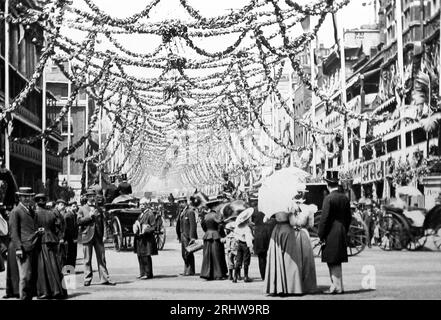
top-left (0, 0), bottom-right (441, 307)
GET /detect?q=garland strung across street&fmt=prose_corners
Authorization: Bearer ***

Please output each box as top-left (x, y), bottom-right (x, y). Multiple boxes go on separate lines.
top-left (7, 0), bottom-right (408, 191)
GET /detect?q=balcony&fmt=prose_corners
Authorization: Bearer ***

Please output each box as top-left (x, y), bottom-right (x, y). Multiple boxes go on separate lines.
top-left (10, 142), bottom-right (63, 172)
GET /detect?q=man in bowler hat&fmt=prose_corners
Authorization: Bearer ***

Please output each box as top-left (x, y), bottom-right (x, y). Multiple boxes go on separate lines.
top-left (77, 189), bottom-right (116, 286)
top-left (318, 171), bottom-right (352, 294)
top-left (176, 195), bottom-right (199, 276)
top-left (9, 187), bottom-right (42, 299)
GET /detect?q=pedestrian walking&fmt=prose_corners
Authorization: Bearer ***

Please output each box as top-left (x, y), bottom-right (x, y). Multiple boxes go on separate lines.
top-left (133, 198), bottom-right (158, 279)
top-left (200, 209), bottom-right (227, 280)
top-left (77, 189), bottom-right (116, 286)
top-left (9, 187), bottom-right (42, 300)
top-left (175, 195), bottom-right (200, 276)
top-left (35, 194), bottom-right (67, 299)
top-left (232, 208), bottom-right (254, 283)
top-left (318, 171), bottom-right (352, 294)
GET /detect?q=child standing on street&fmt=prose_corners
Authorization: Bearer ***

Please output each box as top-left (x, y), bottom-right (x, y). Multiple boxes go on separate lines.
top-left (233, 208), bottom-right (254, 283)
top-left (223, 222), bottom-right (238, 280)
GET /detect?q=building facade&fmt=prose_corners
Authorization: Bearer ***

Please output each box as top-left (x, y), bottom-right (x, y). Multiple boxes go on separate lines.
top-left (305, 0), bottom-right (441, 209)
top-left (0, 0), bottom-right (63, 195)
top-left (45, 59), bottom-right (99, 196)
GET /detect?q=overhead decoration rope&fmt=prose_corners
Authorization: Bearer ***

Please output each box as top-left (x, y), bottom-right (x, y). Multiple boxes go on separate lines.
top-left (7, 0), bottom-right (389, 192)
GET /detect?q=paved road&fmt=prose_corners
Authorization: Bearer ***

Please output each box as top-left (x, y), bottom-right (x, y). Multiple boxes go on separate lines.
top-left (1, 225), bottom-right (441, 300)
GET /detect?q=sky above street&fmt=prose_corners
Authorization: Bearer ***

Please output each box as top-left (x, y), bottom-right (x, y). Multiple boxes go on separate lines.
top-left (69, 0), bottom-right (378, 48)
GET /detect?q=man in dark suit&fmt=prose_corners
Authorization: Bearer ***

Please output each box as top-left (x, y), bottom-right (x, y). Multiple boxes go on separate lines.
top-left (77, 189), bottom-right (116, 286)
top-left (62, 201), bottom-right (79, 268)
top-left (104, 175), bottom-right (119, 204)
top-left (9, 187), bottom-right (42, 300)
top-left (318, 171), bottom-right (352, 294)
top-left (176, 196), bottom-right (198, 276)
top-left (251, 198), bottom-right (276, 280)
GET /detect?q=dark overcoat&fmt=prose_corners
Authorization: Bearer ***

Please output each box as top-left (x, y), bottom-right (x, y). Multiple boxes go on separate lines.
top-left (134, 210), bottom-right (158, 257)
top-left (318, 190), bottom-right (352, 264)
top-left (252, 210), bottom-right (276, 255)
top-left (176, 206), bottom-right (198, 241)
top-left (9, 203), bottom-right (39, 252)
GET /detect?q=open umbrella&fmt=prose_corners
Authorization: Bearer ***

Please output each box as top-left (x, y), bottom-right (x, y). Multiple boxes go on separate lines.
top-left (396, 186), bottom-right (423, 197)
top-left (258, 167), bottom-right (310, 220)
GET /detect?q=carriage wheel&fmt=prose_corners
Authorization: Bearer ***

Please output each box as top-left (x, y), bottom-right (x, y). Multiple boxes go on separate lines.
top-left (378, 214), bottom-right (405, 251)
top-left (112, 218), bottom-right (123, 252)
top-left (432, 225), bottom-right (441, 251)
top-left (347, 217), bottom-right (369, 256)
top-left (156, 225), bottom-right (166, 250)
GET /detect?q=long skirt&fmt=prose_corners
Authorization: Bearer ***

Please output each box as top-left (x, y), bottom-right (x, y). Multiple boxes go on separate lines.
top-left (200, 239), bottom-right (228, 280)
top-left (265, 223), bottom-right (317, 295)
top-left (37, 243), bottom-right (68, 299)
top-left (5, 242), bottom-right (20, 297)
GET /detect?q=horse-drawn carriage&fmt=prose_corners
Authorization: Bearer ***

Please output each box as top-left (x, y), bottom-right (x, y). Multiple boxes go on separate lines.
top-left (105, 201), bottom-right (166, 251)
top-left (162, 202), bottom-right (180, 226)
top-left (305, 183), bottom-right (369, 257)
top-left (376, 204), bottom-right (441, 251)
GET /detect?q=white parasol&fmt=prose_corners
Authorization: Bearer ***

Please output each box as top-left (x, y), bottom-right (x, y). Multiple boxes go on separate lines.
top-left (396, 186), bottom-right (423, 197)
top-left (258, 167), bottom-right (311, 220)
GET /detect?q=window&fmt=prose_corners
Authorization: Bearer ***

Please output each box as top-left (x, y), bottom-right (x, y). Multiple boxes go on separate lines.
top-left (61, 117), bottom-right (73, 136)
top-left (387, 136), bottom-right (400, 152)
top-left (413, 128), bottom-right (427, 144)
top-left (406, 131), bottom-right (412, 147)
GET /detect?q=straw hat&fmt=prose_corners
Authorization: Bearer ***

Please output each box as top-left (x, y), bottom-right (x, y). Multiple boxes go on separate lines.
top-left (235, 208), bottom-right (254, 225)
top-left (16, 187), bottom-right (35, 196)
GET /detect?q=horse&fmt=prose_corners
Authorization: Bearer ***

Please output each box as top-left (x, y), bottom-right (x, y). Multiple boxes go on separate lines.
top-left (192, 191), bottom-right (250, 223)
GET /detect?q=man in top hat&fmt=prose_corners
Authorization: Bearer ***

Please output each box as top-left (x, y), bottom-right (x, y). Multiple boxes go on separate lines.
top-left (62, 201), bottom-right (79, 268)
top-left (77, 189), bottom-right (115, 286)
top-left (105, 175), bottom-right (119, 204)
top-left (9, 187), bottom-right (42, 300)
top-left (116, 173), bottom-right (132, 195)
top-left (53, 199), bottom-right (67, 265)
top-left (175, 194), bottom-right (200, 276)
top-left (318, 170), bottom-right (352, 294)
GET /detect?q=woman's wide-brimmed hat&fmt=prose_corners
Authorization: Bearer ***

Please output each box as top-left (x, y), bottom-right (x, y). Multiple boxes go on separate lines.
top-left (16, 187), bottom-right (35, 196)
top-left (235, 207), bottom-right (254, 225)
top-left (225, 221), bottom-right (236, 231)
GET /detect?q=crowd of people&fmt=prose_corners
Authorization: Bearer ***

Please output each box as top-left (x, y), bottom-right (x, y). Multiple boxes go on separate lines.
top-left (0, 167), bottom-right (355, 299)
top-left (169, 170), bottom-right (352, 296)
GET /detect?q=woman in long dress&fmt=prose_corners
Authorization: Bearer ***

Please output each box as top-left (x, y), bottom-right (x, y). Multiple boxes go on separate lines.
top-left (35, 195), bottom-right (67, 299)
top-left (200, 210), bottom-right (228, 280)
top-left (265, 192), bottom-right (317, 296)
